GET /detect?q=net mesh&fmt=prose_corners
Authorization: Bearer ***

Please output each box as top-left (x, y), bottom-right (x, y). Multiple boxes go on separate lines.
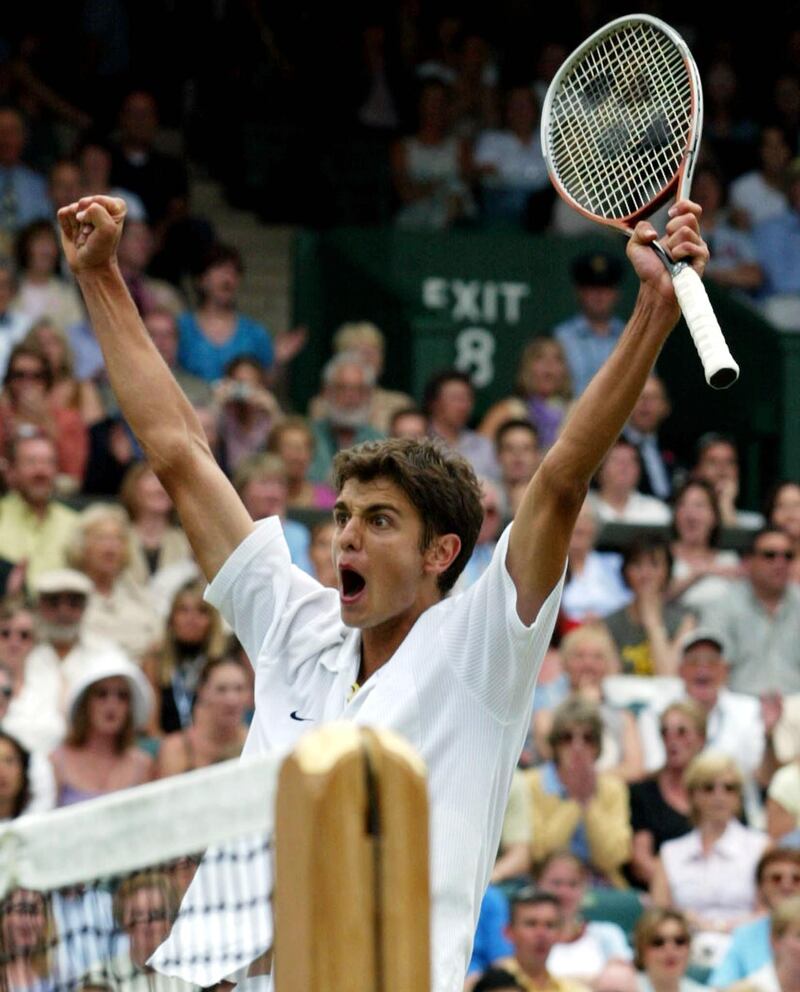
top-left (0, 755), bottom-right (279, 992)
top-left (546, 20), bottom-right (694, 221)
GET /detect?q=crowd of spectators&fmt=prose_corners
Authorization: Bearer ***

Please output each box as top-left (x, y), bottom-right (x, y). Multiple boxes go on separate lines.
top-left (0, 6), bottom-right (800, 992)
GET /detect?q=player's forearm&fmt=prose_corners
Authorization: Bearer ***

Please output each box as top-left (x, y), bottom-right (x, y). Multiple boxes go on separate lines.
top-left (543, 286), bottom-right (677, 489)
top-left (76, 264), bottom-right (205, 470)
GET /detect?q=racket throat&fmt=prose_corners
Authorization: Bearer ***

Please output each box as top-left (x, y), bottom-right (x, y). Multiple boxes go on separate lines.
top-left (649, 239), bottom-right (690, 278)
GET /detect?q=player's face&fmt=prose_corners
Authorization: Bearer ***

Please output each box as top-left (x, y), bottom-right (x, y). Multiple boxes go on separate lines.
top-left (333, 477), bottom-right (439, 632)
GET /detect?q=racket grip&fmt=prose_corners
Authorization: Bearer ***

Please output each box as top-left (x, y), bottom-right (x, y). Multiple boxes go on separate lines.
top-left (672, 266), bottom-right (739, 389)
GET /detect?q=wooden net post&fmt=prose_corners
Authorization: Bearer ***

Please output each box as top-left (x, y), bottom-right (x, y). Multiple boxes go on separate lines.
top-left (274, 723), bottom-right (430, 992)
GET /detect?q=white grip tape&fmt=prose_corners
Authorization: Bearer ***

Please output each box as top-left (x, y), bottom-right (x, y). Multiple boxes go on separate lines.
top-left (672, 266), bottom-right (739, 389)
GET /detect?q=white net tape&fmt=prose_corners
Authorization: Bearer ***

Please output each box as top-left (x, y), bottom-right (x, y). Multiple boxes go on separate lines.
top-left (547, 21), bottom-right (693, 220)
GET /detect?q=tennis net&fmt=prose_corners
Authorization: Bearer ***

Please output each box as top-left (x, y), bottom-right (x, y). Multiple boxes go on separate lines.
top-left (0, 754), bottom-right (280, 992)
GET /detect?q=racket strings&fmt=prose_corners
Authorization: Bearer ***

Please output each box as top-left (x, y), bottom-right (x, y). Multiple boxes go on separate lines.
top-left (548, 21), bottom-right (693, 220)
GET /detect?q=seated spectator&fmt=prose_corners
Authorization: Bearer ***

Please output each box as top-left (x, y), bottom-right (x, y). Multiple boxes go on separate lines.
top-left (458, 479), bottom-right (503, 589)
top-left (0, 432), bottom-right (79, 589)
top-left (0, 652), bottom-right (53, 815)
top-left (492, 770), bottom-right (533, 885)
top-left (710, 849), bottom-right (800, 987)
top-left (0, 108), bottom-right (51, 252)
top-left (66, 504), bottom-right (163, 662)
top-left (391, 80), bottom-right (474, 230)
top-left (267, 417), bottom-right (336, 510)
top-left (494, 888), bottom-right (590, 992)
top-left (142, 581), bottom-right (226, 735)
top-left (0, 731), bottom-right (30, 821)
top-left (479, 338), bottom-right (572, 452)
top-left (77, 137), bottom-right (147, 222)
top-left (25, 319), bottom-right (104, 428)
top-left (604, 535), bottom-right (696, 677)
top-left (0, 342), bottom-right (89, 488)
top-left (214, 355), bottom-right (283, 474)
top-left (591, 439), bottom-right (671, 526)
top-left (536, 851), bottom-right (633, 982)
top-left (0, 889), bottom-right (58, 992)
top-left (0, 262), bottom-right (32, 378)
top-left (307, 352), bottom-right (384, 484)
top-left (117, 219), bottom-right (186, 317)
top-left (467, 887), bottom-right (516, 986)
top-left (308, 520), bottom-right (337, 589)
top-left (119, 462), bottom-right (193, 589)
top-left (389, 406), bottom-right (428, 439)
top-left (524, 698), bottom-right (632, 888)
top-left (628, 701), bottom-right (706, 890)
top-left (622, 375), bottom-right (678, 501)
top-left (232, 454), bottom-right (312, 574)
top-left (0, 603), bottom-right (36, 711)
top-left (51, 653), bottom-right (153, 807)
top-left (730, 895), bottom-right (800, 992)
top-left (472, 86), bottom-right (549, 226)
top-left (12, 220), bottom-right (84, 332)
top-left (177, 244), bottom-right (277, 383)
top-left (633, 908), bottom-right (705, 992)
top-left (766, 481), bottom-right (800, 584)
top-left (424, 369), bottom-right (499, 480)
top-left (692, 432), bottom-right (764, 530)
top-left (155, 656), bottom-right (249, 777)
top-left (83, 870), bottom-right (194, 992)
top-left (753, 160), bottom-right (800, 330)
top-left (668, 479), bottom-right (742, 611)
top-left (637, 631), bottom-right (771, 819)
top-left (553, 253), bottom-right (625, 398)
top-left (693, 164), bottom-right (763, 294)
top-left (533, 625), bottom-right (644, 782)
top-left (495, 420), bottom-right (541, 518)
top-left (765, 749), bottom-right (800, 842)
top-left (729, 125), bottom-right (791, 229)
top-left (700, 527), bottom-right (800, 696)
top-left (307, 322), bottom-right (413, 434)
top-left (560, 501), bottom-right (630, 625)
top-left (651, 752), bottom-right (768, 967)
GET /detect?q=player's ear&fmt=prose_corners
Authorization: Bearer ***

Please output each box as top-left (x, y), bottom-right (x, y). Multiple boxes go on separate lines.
top-left (423, 533), bottom-right (461, 578)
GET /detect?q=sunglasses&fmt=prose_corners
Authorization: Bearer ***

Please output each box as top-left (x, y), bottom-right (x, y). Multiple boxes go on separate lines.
top-left (39, 593), bottom-right (86, 608)
top-left (697, 781), bottom-right (739, 794)
top-left (755, 549), bottom-right (795, 561)
top-left (557, 730), bottom-right (597, 746)
top-left (650, 934), bottom-right (690, 949)
top-left (0, 628), bottom-right (33, 641)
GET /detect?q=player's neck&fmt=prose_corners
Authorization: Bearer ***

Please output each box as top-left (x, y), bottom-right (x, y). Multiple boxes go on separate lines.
top-left (359, 595), bottom-right (440, 680)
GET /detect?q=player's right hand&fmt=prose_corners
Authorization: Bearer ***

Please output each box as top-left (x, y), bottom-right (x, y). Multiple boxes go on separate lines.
top-left (57, 195), bottom-right (127, 274)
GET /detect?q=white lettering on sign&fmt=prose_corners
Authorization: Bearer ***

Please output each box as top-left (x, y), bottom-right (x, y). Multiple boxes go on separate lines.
top-left (421, 278), bottom-right (530, 324)
top-left (455, 328), bottom-right (495, 388)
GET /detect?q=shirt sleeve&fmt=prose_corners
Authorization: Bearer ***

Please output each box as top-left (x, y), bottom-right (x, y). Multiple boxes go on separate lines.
top-left (445, 524), bottom-right (566, 722)
top-left (205, 516), bottom-right (344, 674)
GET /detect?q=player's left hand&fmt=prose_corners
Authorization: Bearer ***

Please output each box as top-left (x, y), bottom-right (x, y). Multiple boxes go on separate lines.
top-left (627, 199), bottom-right (709, 311)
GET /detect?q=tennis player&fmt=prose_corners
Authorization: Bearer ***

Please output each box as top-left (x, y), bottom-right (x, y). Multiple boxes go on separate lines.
top-left (58, 195), bottom-right (708, 992)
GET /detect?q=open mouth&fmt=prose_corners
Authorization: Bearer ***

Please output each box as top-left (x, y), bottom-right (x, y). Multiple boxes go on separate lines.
top-left (339, 567), bottom-right (366, 603)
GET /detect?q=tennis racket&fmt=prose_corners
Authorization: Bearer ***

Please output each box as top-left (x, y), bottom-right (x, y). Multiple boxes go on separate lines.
top-left (541, 14), bottom-right (739, 389)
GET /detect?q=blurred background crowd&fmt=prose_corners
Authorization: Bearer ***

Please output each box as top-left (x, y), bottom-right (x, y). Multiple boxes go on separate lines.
top-left (1, 2), bottom-right (800, 992)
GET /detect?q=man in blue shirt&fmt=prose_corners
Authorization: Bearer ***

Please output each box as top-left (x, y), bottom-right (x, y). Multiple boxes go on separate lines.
top-left (554, 252), bottom-right (626, 397)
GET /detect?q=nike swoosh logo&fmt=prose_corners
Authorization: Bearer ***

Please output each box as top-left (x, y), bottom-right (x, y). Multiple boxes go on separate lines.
top-left (290, 710), bottom-right (314, 722)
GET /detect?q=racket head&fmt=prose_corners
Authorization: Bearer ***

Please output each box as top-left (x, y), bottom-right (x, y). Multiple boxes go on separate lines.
top-left (541, 14), bottom-right (702, 232)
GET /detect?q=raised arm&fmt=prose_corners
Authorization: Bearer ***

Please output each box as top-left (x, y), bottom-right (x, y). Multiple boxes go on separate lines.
top-left (58, 196), bottom-right (254, 581)
top-left (507, 203), bottom-right (709, 624)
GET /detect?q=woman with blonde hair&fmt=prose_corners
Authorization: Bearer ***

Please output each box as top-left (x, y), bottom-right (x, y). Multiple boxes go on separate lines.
top-left (119, 462), bottom-right (193, 588)
top-left (533, 623), bottom-right (644, 782)
top-left (66, 504), bottom-right (163, 662)
top-left (479, 337), bottom-right (572, 450)
top-left (0, 888), bottom-right (58, 991)
top-left (651, 752), bottom-right (768, 966)
top-left (142, 580), bottom-right (227, 734)
top-left (50, 653), bottom-right (153, 807)
top-left (634, 908), bottom-right (705, 992)
top-left (24, 318), bottom-right (104, 427)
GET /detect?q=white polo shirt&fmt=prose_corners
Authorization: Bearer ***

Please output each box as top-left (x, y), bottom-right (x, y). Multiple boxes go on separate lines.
top-left (204, 516), bottom-right (564, 992)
